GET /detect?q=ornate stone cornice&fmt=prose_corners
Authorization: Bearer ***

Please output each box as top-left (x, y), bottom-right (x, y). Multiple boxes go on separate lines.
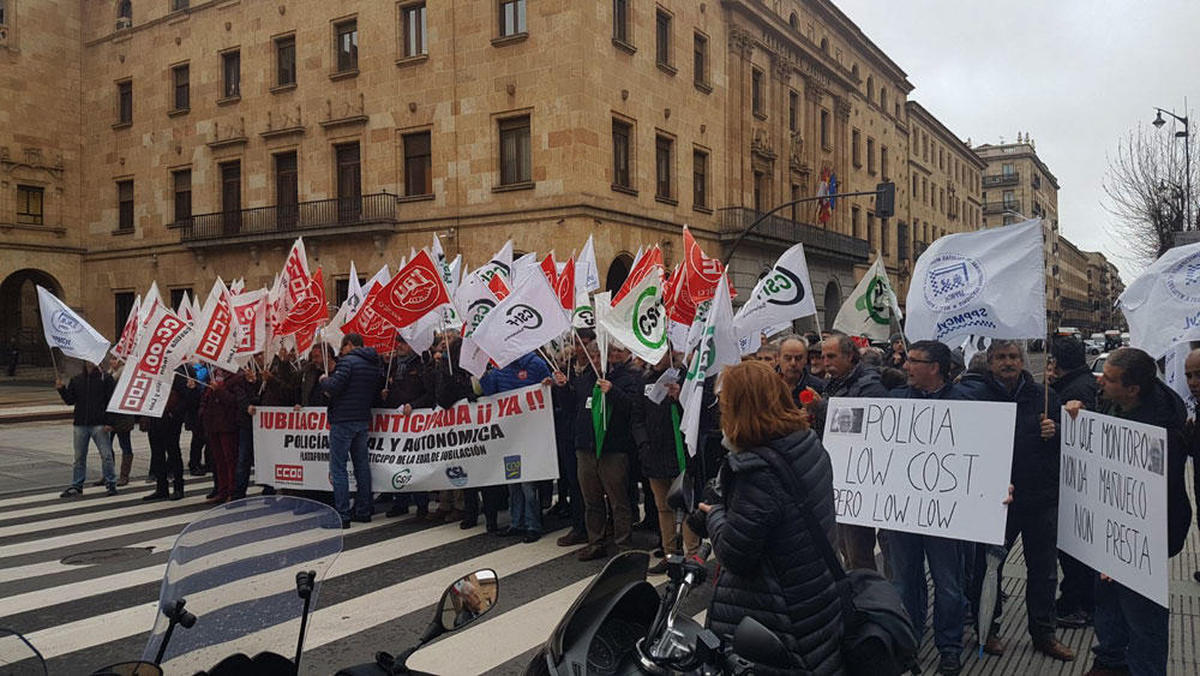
top-left (0, 146), bottom-right (65, 182)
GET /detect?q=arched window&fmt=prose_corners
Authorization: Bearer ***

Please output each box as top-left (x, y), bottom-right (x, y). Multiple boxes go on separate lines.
top-left (866, 76), bottom-right (874, 103)
top-left (0, 1), bottom-right (8, 26)
top-left (605, 253), bottom-right (634, 294)
top-left (820, 37), bottom-right (828, 53)
top-left (789, 13), bottom-right (799, 30)
top-left (117, 0), bottom-right (132, 19)
top-left (879, 88), bottom-right (887, 112)
top-left (851, 64), bottom-right (859, 81)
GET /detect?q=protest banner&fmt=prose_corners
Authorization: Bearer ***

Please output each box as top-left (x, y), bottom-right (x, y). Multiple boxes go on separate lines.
top-left (822, 397), bottom-right (1016, 544)
top-left (253, 384), bottom-right (558, 493)
top-left (1058, 407), bottom-right (1168, 607)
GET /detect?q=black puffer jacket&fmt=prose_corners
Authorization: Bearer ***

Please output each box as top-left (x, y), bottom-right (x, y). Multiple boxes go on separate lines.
top-left (597, 359), bottom-right (643, 454)
top-left (705, 429), bottom-right (843, 675)
top-left (959, 370), bottom-right (1061, 506)
top-left (1052, 366), bottom-right (1098, 410)
top-left (812, 363), bottom-right (888, 438)
top-left (320, 347), bottom-right (384, 423)
top-left (58, 368), bottom-right (115, 427)
top-left (638, 365), bottom-right (684, 480)
top-left (1099, 381), bottom-right (1193, 557)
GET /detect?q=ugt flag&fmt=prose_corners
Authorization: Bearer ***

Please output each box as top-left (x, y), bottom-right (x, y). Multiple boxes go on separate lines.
top-left (905, 218), bottom-right (1045, 344)
top-left (1118, 240), bottom-right (1200, 358)
top-left (36, 286), bottom-right (111, 365)
top-left (834, 256), bottom-right (902, 342)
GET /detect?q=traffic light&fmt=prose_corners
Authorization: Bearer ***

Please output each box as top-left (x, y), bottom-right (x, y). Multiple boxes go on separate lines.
top-left (875, 181), bottom-right (896, 219)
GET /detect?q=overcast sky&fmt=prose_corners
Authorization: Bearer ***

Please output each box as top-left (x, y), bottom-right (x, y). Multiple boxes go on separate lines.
top-left (835, 0), bottom-right (1200, 284)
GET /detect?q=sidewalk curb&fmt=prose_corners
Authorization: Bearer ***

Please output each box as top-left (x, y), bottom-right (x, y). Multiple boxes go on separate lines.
top-left (0, 410), bottom-right (73, 424)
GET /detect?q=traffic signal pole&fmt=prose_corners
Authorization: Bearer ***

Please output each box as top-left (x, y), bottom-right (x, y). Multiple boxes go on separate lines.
top-left (722, 182), bottom-right (895, 266)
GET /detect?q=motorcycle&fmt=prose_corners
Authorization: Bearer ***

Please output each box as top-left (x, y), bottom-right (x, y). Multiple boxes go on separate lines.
top-left (2, 496), bottom-right (500, 676)
top-left (523, 474), bottom-right (795, 675)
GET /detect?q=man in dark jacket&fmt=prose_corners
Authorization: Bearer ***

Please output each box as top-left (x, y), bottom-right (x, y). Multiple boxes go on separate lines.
top-left (884, 340), bottom-right (971, 675)
top-left (1049, 337), bottom-right (1101, 628)
top-left (958, 340), bottom-right (1074, 662)
top-left (482, 352), bottom-right (552, 542)
top-left (320, 333), bottom-right (385, 528)
top-left (142, 367), bottom-right (189, 501)
top-left (183, 360), bottom-right (210, 475)
top-left (779, 334), bottom-right (826, 407)
top-left (57, 361), bottom-right (119, 497)
top-left (382, 336), bottom-right (434, 519)
top-left (1072, 348), bottom-right (1191, 676)
top-left (813, 332), bottom-right (888, 571)
top-left (573, 340), bottom-right (642, 560)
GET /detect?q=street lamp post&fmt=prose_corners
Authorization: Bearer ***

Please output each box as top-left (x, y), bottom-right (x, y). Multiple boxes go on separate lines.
top-left (1152, 106), bottom-right (1191, 232)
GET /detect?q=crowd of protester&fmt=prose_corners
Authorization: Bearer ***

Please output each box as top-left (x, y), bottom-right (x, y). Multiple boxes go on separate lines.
top-left (53, 327), bottom-right (1196, 675)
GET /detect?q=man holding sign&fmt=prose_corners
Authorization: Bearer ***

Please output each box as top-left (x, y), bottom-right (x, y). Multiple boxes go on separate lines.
top-left (1062, 348), bottom-right (1191, 676)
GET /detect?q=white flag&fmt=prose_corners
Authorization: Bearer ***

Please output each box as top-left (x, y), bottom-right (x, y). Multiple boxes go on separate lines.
top-left (834, 256), bottom-right (902, 342)
top-left (680, 276), bottom-right (740, 456)
top-left (511, 252), bottom-right (539, 289)
top-left (905, 218), bottom-right (1045, 344)
top-left (231, 288), bottom-right (268, 356)
top-left (112, 294), bottom-right (142, 362)
top-left (365, 264), bottom-right (390, 295)
top-left (599, 264), bottom-right (669, 365)
top-left (347, 261), bottom-right (365, 315)
top-left (36, 287), bottom-right (111, 365)
top-left (476, 241), bottom-right (513, 285)
top-left (732, 243), bottom-right (817, 352)
top-left (1119, 240), bottom-right (1200, 358)
top-left (473, 271), bottom-right (570, 369)
top-left (175, 291), bottom-right (194, 324)
top-left (578, 234), bottom-right (601, 294)
top-left (108, 305), bottom-right (194, 417)
top-left (140, 282), bottom-right (163, 325)
top-left (192, 279), bottom-right (242, 372)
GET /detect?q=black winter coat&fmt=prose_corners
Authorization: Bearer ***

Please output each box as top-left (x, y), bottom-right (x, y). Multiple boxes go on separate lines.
top-left (638, 366), bottom-right (684, 480)
top-left (1099, 381), bottom-right (1193, 557)
top-left (261, 358), bottom-right (301, 407)
top-left (959, 370), bottom-right (1061, 506)
top-left (568, 366), bottom-right (599, 452)
top-left (812, 363), bottom-right (888, 438)
top-left (58, 369), bottom-right (115, 427)
top-left (321, 347), bottom-right (385, 423)
top-left (1052, 366), bottom-right (1099, 410)
top-left (705, 429), bottom-right (844, 675)
top-left (596, 359), bottom-right (642, 455)
top-left (385, 353), bottom-right (435, 409)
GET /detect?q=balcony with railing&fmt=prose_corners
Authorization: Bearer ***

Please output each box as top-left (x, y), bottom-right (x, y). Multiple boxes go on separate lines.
top-left (982, 172), bottom-right (1019, 188)
top-left (180, 193), bottom-right (398, 246)
top-left (982, 200), bottom-right (1020, 216)
top-left (717, 207), bottom-right (869, 262)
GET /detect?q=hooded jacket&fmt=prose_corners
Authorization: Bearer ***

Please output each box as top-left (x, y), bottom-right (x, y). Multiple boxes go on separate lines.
top-left (959, 370), bottom-right (1061, 506)
top-left (320, 347), bottom-right (385, 424)
top-left (705, 429), bottom-right (843, 675)
top-left (480, 353), bottom-right (551, 396)
top-left (1099, 381), bottom-right (1192, 557)
top-left (58, 368), bottom-right (116, 427)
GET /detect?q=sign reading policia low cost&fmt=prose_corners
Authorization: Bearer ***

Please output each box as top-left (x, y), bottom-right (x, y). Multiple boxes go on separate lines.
top-left (253, 384), bottom-right (558, 493)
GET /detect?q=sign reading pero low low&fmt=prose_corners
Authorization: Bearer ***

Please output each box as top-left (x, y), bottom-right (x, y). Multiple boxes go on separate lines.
top-left (823, 397), bottom-right (1016, 544)
top-left (253, 384), bottom-right (558, 493)
top-left (1058, 408), bottom-right (1168, 607)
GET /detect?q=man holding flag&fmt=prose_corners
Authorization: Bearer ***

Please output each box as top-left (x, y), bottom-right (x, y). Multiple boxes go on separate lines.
top-left (56, 361), bottom-right (119, 497)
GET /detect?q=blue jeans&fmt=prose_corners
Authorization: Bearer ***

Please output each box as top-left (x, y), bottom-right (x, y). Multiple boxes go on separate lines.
top-left (886, 530), bottom-right (965, 656)
top-left (72, 425), bottom-right (115, 489)
top-left (1092, 578), bottom-right (1168, 676)
top-left (234, 426), bottom-right (253, 498)
top-left (508, 481), bottom-right (542, 534)
top-left (329, 421), bottom-right (372, 520)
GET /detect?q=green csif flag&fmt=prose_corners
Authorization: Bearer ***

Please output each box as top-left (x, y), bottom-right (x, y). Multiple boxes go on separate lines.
top-left (592, 383), bottom-right (609, 457)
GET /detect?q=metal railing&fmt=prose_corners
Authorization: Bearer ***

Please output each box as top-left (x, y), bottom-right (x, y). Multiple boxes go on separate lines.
top-left (982, 172), bottom-right (1019, 188)
top-left (717, 207), bottom-right (869, 261)
top-left (982, 200), bottom-right (1020, 215)
top-left (181, 192), bottom-right (397, 243)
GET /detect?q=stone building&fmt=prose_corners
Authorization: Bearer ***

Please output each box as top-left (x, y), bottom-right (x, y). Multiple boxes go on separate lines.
top-left (1057, 235), bottom-right (1092, 332)
top-left (0, 0), bottom-right (999, 360)
top-left (902, 101), bottom-right (985, 301)
top-left (974, 138), bottom-right (1062, 329)
top-left (1085, 250), bottom-right (1125, 332)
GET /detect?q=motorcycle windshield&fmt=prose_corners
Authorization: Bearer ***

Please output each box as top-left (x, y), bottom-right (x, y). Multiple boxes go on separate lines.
top-left (0, 628), bottom-right (46, 676)
top-left (549, 551), bottom-right (649, 664)
top-left (141, 497), bottom-right (343, 672)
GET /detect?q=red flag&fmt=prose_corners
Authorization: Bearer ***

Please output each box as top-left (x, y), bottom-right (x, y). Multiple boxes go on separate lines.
top-left (540, 253), bottom-right (558, 290)
top-left (612, 247), bottom-right (664, 306)
top-left (276, 268), bottom-right (328, 336)
top-left (282, 238), bottom-right (311, 307)
top-left (342, 284), bottom-right (397, 353)
top-left (555, 258), bottom-right (575, 310)
top-left (488, 274), bottom-right (511, 301)
top-left (372, 250), bottom-right (452, 329)
top-left (683, 226), bottom-right (725, 303)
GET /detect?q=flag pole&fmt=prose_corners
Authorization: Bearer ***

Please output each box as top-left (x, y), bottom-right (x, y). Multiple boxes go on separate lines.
top-left (47, 344), bottom-right (61, 383)
top-left (572, 328), bottom-right (601, 378)
top-left (320, 327), bottom-right (330, 377)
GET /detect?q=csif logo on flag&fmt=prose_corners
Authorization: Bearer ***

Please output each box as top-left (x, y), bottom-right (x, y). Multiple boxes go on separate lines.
top-left (505, 303), bottom-right (543, 330)
top-left (632, 286), bottom-right (666, 349)
top-left (760, 267), bottom-right (806, 306)
top-left (573, 305), bottom-right (595, 328)
top-left (855, 276), bottom-right (894, 326)
top-left (466, 298), bottom-right (496, 332)
top-left (923, 254), bottom-right (985, 312)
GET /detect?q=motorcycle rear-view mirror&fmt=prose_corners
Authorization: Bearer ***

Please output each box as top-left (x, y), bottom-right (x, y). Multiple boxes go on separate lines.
top-left (437, 568), bottom-right (500, 632)
top-left (732, 616), bottom-right (793, 669)
top-left (666, 472), bottom-right (695, 513)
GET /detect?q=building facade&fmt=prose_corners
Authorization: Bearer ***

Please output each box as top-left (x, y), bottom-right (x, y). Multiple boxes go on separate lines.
top-left (974, 138), bottom-right (1062, 329)
top-left (1, 0), bottom-right (1092, 362)
top-left (1057, 236), bottom-right (1091, 331)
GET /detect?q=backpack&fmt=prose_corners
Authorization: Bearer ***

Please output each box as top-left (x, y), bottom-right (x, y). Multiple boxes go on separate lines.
top-left (750, 445), bottom-right (918, 676)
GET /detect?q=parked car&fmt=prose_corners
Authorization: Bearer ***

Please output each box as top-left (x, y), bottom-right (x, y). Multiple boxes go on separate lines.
top-left (1083, 340), bottom-right (1103, 356)
top-left (1091, 352), bottom-right (1109, 382)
